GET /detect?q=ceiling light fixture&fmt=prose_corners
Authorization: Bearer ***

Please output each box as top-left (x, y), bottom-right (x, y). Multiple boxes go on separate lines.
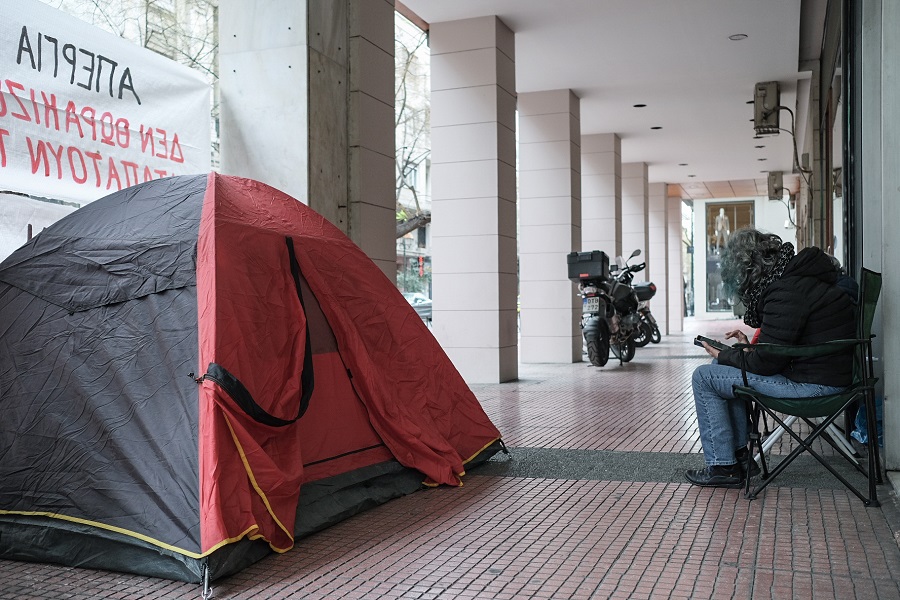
top-left (651, 126), bottom-right (662, 130)
top-left (729, 33), bottom-right (748, 41)
top-left (688, 174), bottom-right (696, 178)
top-left (758, 158), bottom-right (767, 161)
top-left (678, 163), bottom-right (688, 167)
top-left (633, 103), bottom-right (647, 108)
top-left (755, 145), bottom-right (765, 149)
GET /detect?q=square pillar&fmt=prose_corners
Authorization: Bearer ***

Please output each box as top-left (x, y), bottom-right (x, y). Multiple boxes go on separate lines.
top-left (666, 195), bottom-right (685, 333)
top-left (647, 182), bottom-right (667, 334)
top-left (219, 0), bottom-right (396, 275)
top-left (622, 162), bottom-right (648, 260)
top-left (430, 16), bottom-right (517, 383)
top-left (347, 0), bottom-right (397, 277)
top-left (582, 134), bottom-right (621, 257)
top-left (518, 90), bottom-right (582, 363)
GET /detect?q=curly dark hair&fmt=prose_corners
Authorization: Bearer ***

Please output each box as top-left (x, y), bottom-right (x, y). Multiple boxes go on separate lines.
top-left (719, 228), bottom-right (785, 302)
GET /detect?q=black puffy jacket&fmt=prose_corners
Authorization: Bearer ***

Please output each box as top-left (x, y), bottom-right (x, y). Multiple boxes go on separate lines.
top-left (718, 247), bottom-right (856, 387)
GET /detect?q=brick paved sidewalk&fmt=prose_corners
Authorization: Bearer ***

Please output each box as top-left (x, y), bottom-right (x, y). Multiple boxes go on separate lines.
top-left (2, 319), bottom-right (899, 599)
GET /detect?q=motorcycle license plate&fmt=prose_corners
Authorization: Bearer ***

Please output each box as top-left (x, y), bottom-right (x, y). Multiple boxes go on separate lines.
top-left (583, 296), bottom-right (601, 313)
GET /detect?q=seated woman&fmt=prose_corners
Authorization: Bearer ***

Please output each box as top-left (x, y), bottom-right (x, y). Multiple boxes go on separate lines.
top-left (686, 228), bottom-right (856, 488)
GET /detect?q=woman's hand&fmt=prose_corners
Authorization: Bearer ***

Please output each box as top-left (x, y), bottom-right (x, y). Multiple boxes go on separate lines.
top-left (724, 329), bottom-right (749, 345)
top-left (701, 342), bottom-right (720, 359)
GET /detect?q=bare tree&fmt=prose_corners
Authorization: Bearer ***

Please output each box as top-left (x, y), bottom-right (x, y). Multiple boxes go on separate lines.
top-left (394, 17), bottom-right (430, 239)
top-left (41, 0), bottom-right (219, 162)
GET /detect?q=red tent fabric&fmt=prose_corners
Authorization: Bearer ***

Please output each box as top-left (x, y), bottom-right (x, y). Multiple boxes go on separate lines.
top-left (195, 174), bottom-right (501, 555)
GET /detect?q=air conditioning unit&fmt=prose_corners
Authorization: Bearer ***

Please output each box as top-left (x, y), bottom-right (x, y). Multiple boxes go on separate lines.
top-left (754, 81), bottom-right (780, 135)
top-left (767, 171), bottom-right (783, 200)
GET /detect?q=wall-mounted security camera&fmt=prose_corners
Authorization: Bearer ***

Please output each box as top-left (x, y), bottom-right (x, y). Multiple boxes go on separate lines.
top-left (754, 81), bottom-right (780, 135)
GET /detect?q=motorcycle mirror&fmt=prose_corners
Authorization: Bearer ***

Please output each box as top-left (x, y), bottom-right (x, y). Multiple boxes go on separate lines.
top-left (630, 249), bottom-right (642, 259)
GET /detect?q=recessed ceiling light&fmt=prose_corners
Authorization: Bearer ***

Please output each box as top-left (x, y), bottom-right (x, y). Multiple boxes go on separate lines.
top-left (729, 34), bottom-right (748, 41)
top-left (757, 158), bottom-right (767, 161)
top-left (688, 174), bottom-right (696, 178)
top-left (633, 103), bottom-right (647, 108)
top-left (651, 126), bottom-right (662, 130)
top-left (678, 163), bottom-right (688, 167)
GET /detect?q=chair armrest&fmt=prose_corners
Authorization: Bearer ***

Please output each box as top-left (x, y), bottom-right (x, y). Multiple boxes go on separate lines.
top-left (732, 338), bottom-right (864, 358)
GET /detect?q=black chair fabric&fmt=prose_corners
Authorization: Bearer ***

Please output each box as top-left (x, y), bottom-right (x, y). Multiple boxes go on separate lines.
top-left (731, 268), bottom-right (882, 506)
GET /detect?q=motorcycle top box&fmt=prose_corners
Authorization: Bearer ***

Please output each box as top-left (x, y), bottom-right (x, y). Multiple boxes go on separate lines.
top-left (567, 250), bottom-right (609, 282)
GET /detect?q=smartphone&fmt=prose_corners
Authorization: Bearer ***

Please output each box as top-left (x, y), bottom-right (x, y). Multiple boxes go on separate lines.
top-left (694, 335), bottom-right (728, 352)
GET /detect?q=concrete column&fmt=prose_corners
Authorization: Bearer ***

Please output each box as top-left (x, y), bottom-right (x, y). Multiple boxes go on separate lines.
top-left (430, 16), bottom-right (517, 383)
top-left (879, 0), bottom-right (900, 470)
top-left (518, 90), bottom-right (581, 363)
top-left (647, 182), bottom-right (667, 334)
top-left (666, 195), bottom-right (685, 334)
top-left (219, 1), bottom-right (395, 276)
top-left (582, 134), bottom-right (621, 257)
top-left (347, 0), bottom-right (397, 277)
top-left (622, 162), bottom-right (649, 260)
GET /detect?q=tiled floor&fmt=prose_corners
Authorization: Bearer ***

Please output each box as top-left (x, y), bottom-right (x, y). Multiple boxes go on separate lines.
top-left (2, 319), bottom-right (899, 599)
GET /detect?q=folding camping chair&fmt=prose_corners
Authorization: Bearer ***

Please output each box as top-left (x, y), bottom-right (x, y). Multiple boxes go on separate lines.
top-left (732, 268), bottom-right (883, 506)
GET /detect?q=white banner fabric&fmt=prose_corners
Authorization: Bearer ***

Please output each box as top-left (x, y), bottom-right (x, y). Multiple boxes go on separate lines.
top-left (0, 0), bottom-right (211, 204)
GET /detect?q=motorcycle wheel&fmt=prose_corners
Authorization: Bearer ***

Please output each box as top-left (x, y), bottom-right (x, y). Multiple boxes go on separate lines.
top-left (620, 337), bottom-right (636, 362)
top-left (649, 324), bottom-right (662, 344)
top-left (586, 322), bottom-right (610, 367)
top-left (633, 322), bottom-right (652, 348)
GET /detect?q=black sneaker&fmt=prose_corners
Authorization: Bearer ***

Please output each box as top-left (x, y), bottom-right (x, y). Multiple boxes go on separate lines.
top-left (685, 465), bottom-right (743, 488)
top-left (735, 448), bottom-right (761, 477)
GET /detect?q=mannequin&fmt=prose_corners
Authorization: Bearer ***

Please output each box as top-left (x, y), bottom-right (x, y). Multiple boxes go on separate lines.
top-left (714, 208), bottom-right (730, 251)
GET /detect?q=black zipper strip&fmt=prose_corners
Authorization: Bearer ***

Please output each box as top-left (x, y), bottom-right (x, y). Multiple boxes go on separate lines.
top-left (302, 443), bottom-right (387, 468)
top-left (196, 237), bottom-right (316, 427)
top-left (204, 363), bottom-right (302, 427)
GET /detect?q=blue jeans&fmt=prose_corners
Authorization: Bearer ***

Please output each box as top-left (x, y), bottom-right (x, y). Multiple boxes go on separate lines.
top-left (693, 362), bottom-right (846, 466)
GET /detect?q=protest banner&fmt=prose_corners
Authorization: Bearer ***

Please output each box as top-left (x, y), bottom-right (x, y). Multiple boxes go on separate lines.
top-left (0, 0), bottom-right (211, 204)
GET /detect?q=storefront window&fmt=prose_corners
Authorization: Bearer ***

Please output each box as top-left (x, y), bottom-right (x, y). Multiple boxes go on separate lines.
top-left (706, 202), bottom-right (754, 312)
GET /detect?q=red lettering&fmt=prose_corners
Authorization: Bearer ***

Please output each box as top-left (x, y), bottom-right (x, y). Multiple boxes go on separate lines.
top-left (46, 143), bottom-right (65, 179)
top-left (169, 133), bottom-right (184, 163)
top-left (139, 125), bottom-right (153, 155)
top-left (99, 111), bottom-right (115, 146)
top-left (84, 150), bottom-right (102, 187)
top-left (142, 166), bottom-right (153, 181)
top-left (26, 138), bottom-right (50, 176)
top-left (155, 128), bottom-right (168, 159)
top-left (0, 129), bottom-right (9, 167)
top-left (0, 85), bottom-right (6, 117)
top-left (122, 161), bottom-right (138, 186)
top-left (80, 106), bottom-right (96, 141)
top-left (64, 101), bottom-right (84, 137)
top-left (41, 91), bottom-right (60, 131)
top-left (30, 88), bottom-right (40, 126)
top-left (115, 118), bottom-right (130, 148)
top-left (106, 157), bottom-right (121, 190)
top-left (6, 80), bottom-right (30, 122)
top-left (67, 146), bottom-right (88, 184)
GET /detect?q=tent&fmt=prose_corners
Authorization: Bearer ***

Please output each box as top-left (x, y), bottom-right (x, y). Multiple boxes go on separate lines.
top-left (0, 173), bottom-right (502, 583)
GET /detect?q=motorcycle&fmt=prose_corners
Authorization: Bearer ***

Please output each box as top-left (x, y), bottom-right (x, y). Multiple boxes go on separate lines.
top-left (567, 249), bottom-right (642, 366)
top-left (609, 256), bottom-right (661, 347)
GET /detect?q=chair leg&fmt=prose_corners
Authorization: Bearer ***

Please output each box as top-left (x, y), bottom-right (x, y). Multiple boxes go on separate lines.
top-left (744, 400), bottom-right (769, 499)
top-left (747, 405), bottom-right (879, 506)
